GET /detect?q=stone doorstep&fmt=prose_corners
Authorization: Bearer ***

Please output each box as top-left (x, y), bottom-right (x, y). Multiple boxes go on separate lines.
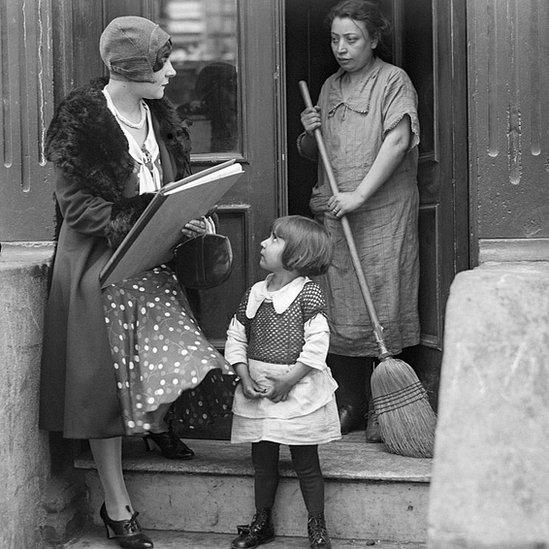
top-left (66, 528), bottom-right (427, 548)
top-left (75, 436), bottom-right (431, 543)
top-left (76, 435), bottom-right (432, 482)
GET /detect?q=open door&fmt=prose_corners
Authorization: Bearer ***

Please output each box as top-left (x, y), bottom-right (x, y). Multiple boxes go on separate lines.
top-left (285, 0), bottom-right (469, 409)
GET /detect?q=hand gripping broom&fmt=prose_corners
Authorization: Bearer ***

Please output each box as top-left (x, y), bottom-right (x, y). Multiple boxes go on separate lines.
top-left (299, 81), bottom-right (436, 458)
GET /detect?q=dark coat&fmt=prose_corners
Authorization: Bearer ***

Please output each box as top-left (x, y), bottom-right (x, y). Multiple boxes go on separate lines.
top-left (39, 78), bottom-right (191, 439)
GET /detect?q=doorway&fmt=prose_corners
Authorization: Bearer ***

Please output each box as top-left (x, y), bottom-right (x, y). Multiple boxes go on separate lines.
top-left (284, 0), bottom-right (469, 409)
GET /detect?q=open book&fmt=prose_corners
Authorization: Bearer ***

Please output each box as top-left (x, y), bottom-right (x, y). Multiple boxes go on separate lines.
top-left (100, 159), bottom-right (243, 287)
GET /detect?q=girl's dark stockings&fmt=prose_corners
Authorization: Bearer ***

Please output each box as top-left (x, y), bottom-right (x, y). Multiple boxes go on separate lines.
top-left (252, 441), bottom-right (280, 509)
top-left (251, 441), bottom-right (324, 516)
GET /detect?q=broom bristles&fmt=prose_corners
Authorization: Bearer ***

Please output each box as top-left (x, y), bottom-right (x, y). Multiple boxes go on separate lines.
top-left (371, 357), bottom-right (436, 458)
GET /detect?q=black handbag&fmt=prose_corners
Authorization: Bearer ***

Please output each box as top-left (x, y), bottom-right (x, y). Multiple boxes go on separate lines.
top-left (173, 218), bottom-right (233, 289)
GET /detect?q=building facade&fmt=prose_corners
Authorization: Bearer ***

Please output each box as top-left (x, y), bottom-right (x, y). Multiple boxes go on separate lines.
top-left (0, 1), bottom-right (547, 547)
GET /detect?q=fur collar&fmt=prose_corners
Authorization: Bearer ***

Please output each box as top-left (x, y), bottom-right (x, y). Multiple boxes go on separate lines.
top-left (45, 77), bottom-right (191, 203)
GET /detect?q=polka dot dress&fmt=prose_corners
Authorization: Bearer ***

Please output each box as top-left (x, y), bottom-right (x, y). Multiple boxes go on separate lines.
top-left (102, 265), bottom-right (234, 435)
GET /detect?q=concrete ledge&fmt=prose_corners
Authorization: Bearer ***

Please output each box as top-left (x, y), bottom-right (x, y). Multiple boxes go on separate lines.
top-left (76, 437), bottom-right (432, 482)
top-left (428, 262), bottom-right (549, 548)
top-left (0, 240), bottom-right (54, 267)
top-left (479, 238), bottom-right (549, 263)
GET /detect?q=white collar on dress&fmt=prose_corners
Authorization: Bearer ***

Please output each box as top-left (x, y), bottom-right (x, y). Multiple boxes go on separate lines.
top-left (246, 275), bottom-right (311, 318)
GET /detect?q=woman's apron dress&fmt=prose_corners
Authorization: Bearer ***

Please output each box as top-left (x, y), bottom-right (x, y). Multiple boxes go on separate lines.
top-left (305, 58), bottom-right (421, 357)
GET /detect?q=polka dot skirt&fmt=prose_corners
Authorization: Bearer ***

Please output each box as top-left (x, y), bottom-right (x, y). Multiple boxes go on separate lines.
top-left (102, 265), bottom-right (234, 435)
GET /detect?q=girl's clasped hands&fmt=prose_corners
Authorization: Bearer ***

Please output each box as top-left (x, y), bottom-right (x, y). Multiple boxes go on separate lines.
top-left (236, 363), bottom-right (294, 403)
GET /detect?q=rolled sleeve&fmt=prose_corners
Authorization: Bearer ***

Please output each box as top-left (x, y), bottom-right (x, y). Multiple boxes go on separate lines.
top-left (296, 313), bottom-right (330, 370)
top-left (382, 69), bottom-right (420, 151)
top-left (225, 316), bottom-right (248, 365)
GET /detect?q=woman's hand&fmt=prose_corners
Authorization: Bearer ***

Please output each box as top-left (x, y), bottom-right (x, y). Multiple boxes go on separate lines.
top-left (328, 191), bottom-right (365, 217)
top-left (264, 373), bottom-right (294, 403)
top-left (300, 106), bottom-right (321, 135)
top-left (181, 218), bottom-right (207, 238)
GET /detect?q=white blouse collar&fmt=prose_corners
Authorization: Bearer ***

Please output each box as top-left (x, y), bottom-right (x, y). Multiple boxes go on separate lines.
top-left (102, 88), bottom-right (161, 193)
top-left (246, 275), bottom-right (311, 318)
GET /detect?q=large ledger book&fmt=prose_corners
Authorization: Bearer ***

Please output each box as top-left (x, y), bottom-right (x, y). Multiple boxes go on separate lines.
top-left (100, 159), bottom-right (243, 287)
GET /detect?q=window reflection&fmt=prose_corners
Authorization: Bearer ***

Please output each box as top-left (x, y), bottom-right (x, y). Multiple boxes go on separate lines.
top-left (160, 0), bottom-right (240, 155)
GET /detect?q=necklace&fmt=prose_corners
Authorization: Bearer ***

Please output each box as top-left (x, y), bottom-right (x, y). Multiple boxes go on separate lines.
top-left (103, 87), bottom-right (147, 129)
top-left (114, 103), bottom-right (147, 129)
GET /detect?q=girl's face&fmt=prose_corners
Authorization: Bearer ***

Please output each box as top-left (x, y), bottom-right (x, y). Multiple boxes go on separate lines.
top-left (135, 58), bottom-right (176, 100)
top-left (260, 232), bottom-right (286, 273)
top-left (331, 17), bottom-right (378, 73)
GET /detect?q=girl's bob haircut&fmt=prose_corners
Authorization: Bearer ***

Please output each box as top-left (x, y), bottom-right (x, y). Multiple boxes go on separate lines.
top-left (271, 215), bottom-right (333, 277)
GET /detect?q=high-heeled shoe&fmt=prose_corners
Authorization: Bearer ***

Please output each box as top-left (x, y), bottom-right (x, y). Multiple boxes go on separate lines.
top-left (99, 503), bottom-right (153, 549)
top-left (143, 431), bottom-right (195, 460)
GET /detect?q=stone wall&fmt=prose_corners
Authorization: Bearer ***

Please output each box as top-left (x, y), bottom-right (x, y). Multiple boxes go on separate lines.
top-left (428, 262), bottom-right (549, 548)
top-left (0, 244), bottom-right (86, 548)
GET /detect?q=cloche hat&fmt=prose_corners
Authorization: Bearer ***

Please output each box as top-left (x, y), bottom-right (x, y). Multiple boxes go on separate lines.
top-left (99, 16), bottom-right (170, 83)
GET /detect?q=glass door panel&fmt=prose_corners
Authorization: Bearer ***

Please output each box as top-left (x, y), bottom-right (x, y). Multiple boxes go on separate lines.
top-left (159, 0), bottom-right (241, 158)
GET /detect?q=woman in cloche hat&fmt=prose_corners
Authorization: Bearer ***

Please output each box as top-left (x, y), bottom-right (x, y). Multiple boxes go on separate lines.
top-left (40, 16), bottom-right (234, 548)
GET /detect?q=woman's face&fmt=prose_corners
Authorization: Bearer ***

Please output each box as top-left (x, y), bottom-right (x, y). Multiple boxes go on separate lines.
top-left (136, 58), bottom-right (176, 100)
top-left (331, 16), bottom-right (378, 73)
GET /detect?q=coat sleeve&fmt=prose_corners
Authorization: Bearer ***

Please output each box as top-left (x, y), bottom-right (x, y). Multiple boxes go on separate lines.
top-left (54, 167), bottom-right (152, 248)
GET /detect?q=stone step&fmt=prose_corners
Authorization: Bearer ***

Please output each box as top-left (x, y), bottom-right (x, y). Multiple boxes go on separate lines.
top-left (75, 434), bottom-right (431, 543)
top-left (66, 528), bottom-right (427, 548)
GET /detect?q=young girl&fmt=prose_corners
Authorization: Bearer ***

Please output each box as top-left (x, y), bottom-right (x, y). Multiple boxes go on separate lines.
top-left (226, 215), bottom-right (341, 549)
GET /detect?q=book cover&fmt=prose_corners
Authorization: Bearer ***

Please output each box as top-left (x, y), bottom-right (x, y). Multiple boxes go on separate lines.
top-left (100, 160), bottom-right (243, 287)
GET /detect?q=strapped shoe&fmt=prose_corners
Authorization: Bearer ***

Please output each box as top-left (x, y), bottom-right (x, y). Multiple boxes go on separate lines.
top-left (231, 508), bottom-right (275, 548)
top-left (99, 503), bottom-right (153, 549)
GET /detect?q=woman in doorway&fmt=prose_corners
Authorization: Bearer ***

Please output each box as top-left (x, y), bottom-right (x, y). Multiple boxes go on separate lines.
top-left (298, 0), bottom-right (420, 437)
top-left (40, 16), bottom-right (233, 548)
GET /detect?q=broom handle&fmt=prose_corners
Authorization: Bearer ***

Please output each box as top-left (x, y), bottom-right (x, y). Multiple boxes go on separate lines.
top-left (299, 80), bottom-right (391, 359)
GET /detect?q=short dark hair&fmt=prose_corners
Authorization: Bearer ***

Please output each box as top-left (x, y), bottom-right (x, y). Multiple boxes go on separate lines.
top-left (152, 39), bottom-right (173, 72)
top-left (271, 215), bottom-right (333, 277)
top-left (326, 0), bottom-right (391, 44)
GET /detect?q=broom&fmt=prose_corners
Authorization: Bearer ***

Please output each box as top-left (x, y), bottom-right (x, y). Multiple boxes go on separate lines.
top-left (299, 81), bottom-right (436, 458)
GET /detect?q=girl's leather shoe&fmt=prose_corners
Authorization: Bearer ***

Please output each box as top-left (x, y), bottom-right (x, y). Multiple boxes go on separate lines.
top-left (307, 513), bottom-right (332, 549)
top-left (143, 431), bottom-right (194, 460)
top-left (99, 503), bottom-right (153, 549)
top-left (231, 508), bottom-right (275, 548)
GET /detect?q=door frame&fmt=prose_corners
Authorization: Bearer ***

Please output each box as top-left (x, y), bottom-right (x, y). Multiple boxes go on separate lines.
top-left (282, 0), bottom-right (469, 409)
